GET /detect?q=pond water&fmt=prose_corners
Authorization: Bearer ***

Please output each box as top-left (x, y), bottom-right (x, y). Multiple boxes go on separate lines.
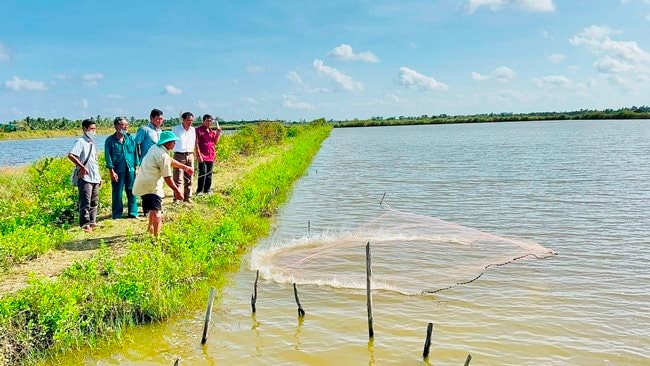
top-left (0, 135), bottom-right (110, 166)
top-left (53, 120), bottom-right (649, 365)
top-left (0, 130), bottom-right (235, 166)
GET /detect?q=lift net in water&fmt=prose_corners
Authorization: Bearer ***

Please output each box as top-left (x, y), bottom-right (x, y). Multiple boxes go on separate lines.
top-left (251, 207), bottom-right (556, 295)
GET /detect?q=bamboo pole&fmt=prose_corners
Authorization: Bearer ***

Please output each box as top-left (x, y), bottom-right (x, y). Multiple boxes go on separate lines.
top-left (380, 192), bottom-right (386, 206)
top-left (366, 242), bottom-right (374, 339)
top-left (251, 270), bottom-right (259, 314)
top-left (422, 322), bottom-right (433, 358)
top-left (308, 220), bottom-right (311, 235)
top-left (464, 353), bottom-right (472, 366)
top-left (293, 283), bottom-right (306, 317)
top-left (201, 287), bottom-right (216, 345)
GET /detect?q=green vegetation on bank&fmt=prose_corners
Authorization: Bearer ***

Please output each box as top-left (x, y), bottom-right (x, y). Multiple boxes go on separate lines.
top-left (1, 106), bottom-right (648, 141)
top-left (332, 106), bottom-right (650, 128)
top-left (0, 120), bottom-right (331, 365)
top-left (0, 115), bottom-right (259, 140)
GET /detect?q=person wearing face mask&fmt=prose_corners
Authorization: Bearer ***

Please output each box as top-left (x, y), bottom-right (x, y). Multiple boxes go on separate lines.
top-left (105, 117), bottom-right (140, 219)
top-left (68, 119), bottom-right (102, 232)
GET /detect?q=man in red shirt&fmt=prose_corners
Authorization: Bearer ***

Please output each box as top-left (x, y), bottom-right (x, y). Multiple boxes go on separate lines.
top-left (195, 114), bottom-right (222, 194)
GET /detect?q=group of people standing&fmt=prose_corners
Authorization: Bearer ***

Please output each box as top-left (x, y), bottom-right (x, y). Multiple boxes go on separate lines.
top-left (67, 108), bottom-right (222, 236)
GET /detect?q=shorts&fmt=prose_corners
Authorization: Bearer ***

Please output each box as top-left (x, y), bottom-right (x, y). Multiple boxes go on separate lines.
top-left (141, 194), bottom-right (162, 213)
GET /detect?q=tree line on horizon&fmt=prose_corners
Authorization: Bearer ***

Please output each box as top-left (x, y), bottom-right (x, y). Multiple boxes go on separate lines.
top-left (1, 106), bottom-right (648, 132)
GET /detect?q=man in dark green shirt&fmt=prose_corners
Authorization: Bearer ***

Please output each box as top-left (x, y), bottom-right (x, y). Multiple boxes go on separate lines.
top-left (105, 117), bottom-right (140, 219)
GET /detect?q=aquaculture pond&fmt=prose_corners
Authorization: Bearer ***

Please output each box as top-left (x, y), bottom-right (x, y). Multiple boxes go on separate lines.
top-left (54, 120), bottom-right (649, 365)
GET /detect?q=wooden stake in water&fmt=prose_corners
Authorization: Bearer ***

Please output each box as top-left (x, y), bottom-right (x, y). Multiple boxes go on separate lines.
top-left (251, 270), bottom-right (259, 314)
top-left (379, 192), bottom-right (386, 206)
top-left (308, 220), bottom-right (311, 235)
top-left (422, 322), bottom-right (433, 359)
top-left (293, 283), bottom-right (306, 317)
top-left (464, 353), bottom-right (473, 366)
top-left (173, 358), bottom-right (180, 366)
top-left (201, 287), bottom-right (216, 345)
top-left (366, 241), bottom-right (374, 339)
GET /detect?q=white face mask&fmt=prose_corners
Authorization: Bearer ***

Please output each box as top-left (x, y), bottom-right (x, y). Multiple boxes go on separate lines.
top-left (86, 130), bottom-right (97, 136)
top-left (120, 129), bottom-right (128, 135)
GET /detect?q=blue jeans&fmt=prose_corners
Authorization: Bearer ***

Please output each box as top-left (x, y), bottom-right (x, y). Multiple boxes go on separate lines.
top-left (111, 170), bottom-right (138, 218)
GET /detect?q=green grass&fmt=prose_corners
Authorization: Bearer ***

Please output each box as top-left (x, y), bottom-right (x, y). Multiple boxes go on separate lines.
top-left (0, 121), bottom-right (331, 365)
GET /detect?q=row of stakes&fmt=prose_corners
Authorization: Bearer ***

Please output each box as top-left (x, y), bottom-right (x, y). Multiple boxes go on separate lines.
top-left (173, 241), bottom-right (472, 365)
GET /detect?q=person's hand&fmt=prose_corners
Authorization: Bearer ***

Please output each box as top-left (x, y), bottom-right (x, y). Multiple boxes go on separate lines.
top-left (110, 170), bottom-right (119, 182)
top-left (78, 166), bottom-right (88, 177)
top-left (174, 190), bottom-right (184, 201)
top-left (184, 165), bottom-right (194, 176)
top-left (197, 154), bottom-right (204, 163)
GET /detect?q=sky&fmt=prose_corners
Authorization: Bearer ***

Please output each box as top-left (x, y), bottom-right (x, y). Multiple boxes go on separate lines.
top-left (1, 0), bottom-right (649, 121)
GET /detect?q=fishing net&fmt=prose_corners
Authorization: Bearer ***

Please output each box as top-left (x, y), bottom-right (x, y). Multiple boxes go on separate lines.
top-left (251, 206), bottom-right (556, 295)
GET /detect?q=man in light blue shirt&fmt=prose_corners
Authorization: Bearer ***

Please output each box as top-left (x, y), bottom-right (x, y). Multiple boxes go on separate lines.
top-left (135, 108), bottom-right (164, 159)
top-left (68, 119), bottom-right (101, 232)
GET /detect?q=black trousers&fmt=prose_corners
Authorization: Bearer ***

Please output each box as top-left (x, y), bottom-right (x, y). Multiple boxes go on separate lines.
top-left (197, 161), bottom-right (214, 194)
top-left (78, 179), bottom-right (99, 228)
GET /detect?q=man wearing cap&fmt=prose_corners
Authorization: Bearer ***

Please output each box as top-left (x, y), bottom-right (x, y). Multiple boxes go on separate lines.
top-left (133, 131), bottom-right (194, 236)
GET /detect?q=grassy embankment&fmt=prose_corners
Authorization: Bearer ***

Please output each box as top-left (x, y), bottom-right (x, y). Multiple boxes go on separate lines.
top-left (0, 121), bottom-right (331, 365)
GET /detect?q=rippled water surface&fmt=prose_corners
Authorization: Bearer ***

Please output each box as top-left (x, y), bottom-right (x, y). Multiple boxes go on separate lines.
top-left (55, 120), bottom-right (649, 365)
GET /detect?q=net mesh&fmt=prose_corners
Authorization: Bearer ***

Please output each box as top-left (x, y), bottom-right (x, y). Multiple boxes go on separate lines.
top-left (251, 206), bottom-right (556, 295)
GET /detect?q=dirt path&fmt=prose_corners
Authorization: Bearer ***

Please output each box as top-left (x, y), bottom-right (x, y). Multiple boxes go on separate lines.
top-left (0, 148), bottom-right (281, 294)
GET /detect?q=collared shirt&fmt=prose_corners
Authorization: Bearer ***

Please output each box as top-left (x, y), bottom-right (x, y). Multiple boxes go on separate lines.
top-left (196, 125), bottom-right (220, 162)
top-left (69, 134), bottom-right (101, 184)
top-left (135, 122), bottom-right (161, 158)
top-left (172, 124), bottom-right (196, 153)
top-left (105, 132), bottom-right (140, 172)
top-left (133, 144), bottom-right (173, 198)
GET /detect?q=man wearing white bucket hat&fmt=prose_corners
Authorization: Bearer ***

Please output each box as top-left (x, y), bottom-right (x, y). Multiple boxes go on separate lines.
top-left (134, 130), bottom-right (194, 236)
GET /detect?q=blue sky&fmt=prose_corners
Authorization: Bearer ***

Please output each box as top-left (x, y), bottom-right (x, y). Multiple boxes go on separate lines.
top-left (1, 0), bottom-right (649, 121)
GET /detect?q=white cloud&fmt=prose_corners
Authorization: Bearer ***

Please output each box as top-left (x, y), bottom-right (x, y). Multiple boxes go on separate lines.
top-left (107, 94), bottom-right (124, 100)
top-left (471, 66), bottom-right (516, 82)
top-left (4, 76), bottom-right (49, 91)
top-left (82, 98), bottom-right (88, 109)
top-left (313, 59), bottom-right (364, 91)
top-left (82, 73), bottom-right (104, 86)
top-left (246, 65), bottom-right (265, 73)
top-left (241, 97), bottom-right (259, 104)
top-left (287, 71), bottom-right (303, 84)
top-left (197, 100), bottom-right (209, 109)
top-left (533, 75), bottom-right (574, 89)
top-left (548, 53), bottom-right (565, 64)
top-left (467, 0), bottom-right (555, 13)
top-left (282, 94), bottom-right (313, 110)
top-left (54, 74), bottom-right (69, 80)
top-left (541, 30), bottom-right (553, 40)
top-left (162, 85), bottom-right (182, 95)
top-left (471, 71), bottom-right (490, 81)
top-left (232, 79), bottom-right (240, 85)
top-left (0, 43), bottom-right (9, 62)
top-left (570, 25), bottom-right (650, 77)
top-left (328, 44), bottom-right (380, 63)
top-left (398, 67), bottom-right (448, 91)
top-left (594, 56), bottom-right (635, 73)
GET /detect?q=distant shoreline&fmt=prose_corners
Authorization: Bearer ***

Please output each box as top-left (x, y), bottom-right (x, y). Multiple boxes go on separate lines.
top-left (1, 108), bottom-right (649, 140)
